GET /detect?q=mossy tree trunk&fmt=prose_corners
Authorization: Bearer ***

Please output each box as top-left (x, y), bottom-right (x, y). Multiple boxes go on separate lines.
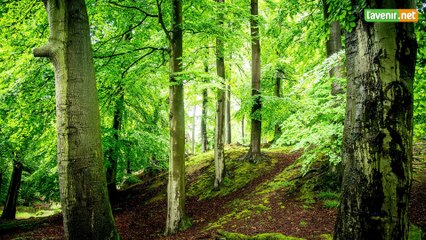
top-left (246, 0), bottom-right (262, 162)
top-left (165, 0), bottom-right (187, 235)
top-left (33, 0), bottom-right (119, 239)
top-left (323, 0), bottom-right (344, 95)
top-left (1, 160), bottom-right (22, 220)
top-left (214, 0), bottom-right (226, 188)
top-left (334, 0), bottom-right (417, 239)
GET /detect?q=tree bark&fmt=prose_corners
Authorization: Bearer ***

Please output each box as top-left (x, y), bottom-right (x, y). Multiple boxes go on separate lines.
top-left (246, 0), bottom-right (262, 162)
top-left (106, 89), bottom-right (124, 199)
top-left (323, 0), bottom-right (344, 95)
top-left (1, 160), bottom-right (22, 220)
top-left (214, 0), bottom-right (226, 189)
top-left (33, 1), bottom-right (119, 239)
top-left (272, 70), bottom-right (283, 143)
top-left (165, 0), bottom-right (187, 235)
top-left (201, 68), bottom-right (209, 152)
top-left (334, 1), bottom-right (417, 239)
top-left (192, 105), bottom-right (196, 155)
top-left (225, 84), bottom-right (231, 144)
top-left (241, 115), bottom-right (245, 144)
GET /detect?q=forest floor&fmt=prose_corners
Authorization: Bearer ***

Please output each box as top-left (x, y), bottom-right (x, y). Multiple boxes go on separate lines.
top-left (0, 144), bottom-right (425, 240)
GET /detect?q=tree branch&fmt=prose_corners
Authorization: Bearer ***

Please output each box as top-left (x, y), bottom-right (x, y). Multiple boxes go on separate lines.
top-left (108, 1), bottom-right (158, 17)
top-left (156, 0), bottom-right (171, 42)
top-left (33, 44), bottom-right (52, 58)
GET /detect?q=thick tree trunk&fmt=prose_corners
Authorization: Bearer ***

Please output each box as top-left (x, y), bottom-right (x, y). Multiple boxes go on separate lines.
top-left (246, 0), bottom-right (262, 162)
top-left (1, 160), bottom-right (22, 220)
top-left (165, 0), bottom-right (187, 235)
top-left (214, 0), bottom-right (226, 189)
top-left (106, 90), bottom-right (124, 199)
top-left (323, 0), bottom-right (344, 95)
top-left (334, 1), bottom-right (417, 239)
top-left (272, 70), bottom-right (283, 143)
top-left (33, 1), bottom-right (119, 239)
top-left (225, 84), bottom-right (231, 144)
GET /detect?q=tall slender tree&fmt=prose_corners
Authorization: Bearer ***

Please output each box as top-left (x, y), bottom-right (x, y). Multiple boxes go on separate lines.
top-left (201, 63), bottom-right (209, 152)
top-left (214, 0), bottom-right (226, 188)
top-left (334, 0), bottom-right (417, 239)
top-left (33, 0), bottom-right (119, 239)
top-left (165, 0), bottom-right (187, 234)
top-left (323, 0), bottom-right (344, 95)
top-left (1, 158), bottom-right (22, 220)
top-left (225, 84), bottom-right (231, 144)
top-left (246, 0), bottom-right (262, 162)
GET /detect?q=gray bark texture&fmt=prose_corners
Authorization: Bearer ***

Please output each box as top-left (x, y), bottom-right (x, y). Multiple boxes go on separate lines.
top-left (165, 0), bottom-right (187, 235)
top-left (214, 0), bottom-right (226, 188)
top-left (33, 1), bottom-right (119, 239)
top-left (246, 0), bottom-right (262, 162)
top-left (334, 0), bottom-right (417, 239)
top-left (201, 63), bottom-right (209, 152)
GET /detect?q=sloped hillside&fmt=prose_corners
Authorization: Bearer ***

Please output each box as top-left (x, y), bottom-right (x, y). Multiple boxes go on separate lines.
top-left (1, 146), bottom-right (425, 239)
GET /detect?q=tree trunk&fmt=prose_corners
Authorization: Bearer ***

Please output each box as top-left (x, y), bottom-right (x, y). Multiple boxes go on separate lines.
top-left (192, 105), bottom-right (196, 155)
top-left (272, 70), bottom-right (283, 143)
top-left (214, 0), bottom-right (226, 189)
top-left (165, 0), bottom-right (187, 235)
top-left (201, 63), bottom-right (209, 152)
top-left (225, 84), bottom-right (231, 144)
top-left (33, 1), bottom-right (119, 239)
top-left (334, 1), bottom-right (417, 239)
top-left (201, 72), bottom-right (209, 152)
top-left (246, 0), bottom-right (262, 162)
top-left (323, 0), bottom-right (344, 95)
top-left (106, 89), bottom-right (124, 199)
top-left (241, 115), bottom-right (245, 144)
top-left (1, 160), bottom-right (22, 220)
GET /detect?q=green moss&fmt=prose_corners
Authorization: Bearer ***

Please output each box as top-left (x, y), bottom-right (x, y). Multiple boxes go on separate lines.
top-left (317, 191), bottom-right (339, 200)
top-left (323, 200), bottom-right (339, 209)
top-left (217, 230), bottom-right (304, 240)
top-left (188, 147), bottom-right (276, 200)
top-left (320, 234), bottom-right (333, 240)
top-left (409, 224), bottom-right (423, 240)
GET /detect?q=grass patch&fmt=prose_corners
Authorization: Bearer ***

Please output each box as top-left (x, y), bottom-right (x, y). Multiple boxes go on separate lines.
top-left (217, 230), bottom-right (303, 240)
top-left (323, 200), bottom-right (339, 209)
top-left (409, 224), bottom-right (423, 240)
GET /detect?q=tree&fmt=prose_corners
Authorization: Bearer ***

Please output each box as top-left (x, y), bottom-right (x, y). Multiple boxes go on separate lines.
top-left (226, 84), bottom-right (231, 144)
top-left (246, 0), bottom-right (262, 162)
top-left (201, 63), bottom-right (209, 152)
top-left (323, 0), bottom-right (344, 95)
top-left (272, 70), bottom-right (284, 143)
top-left (214, 0), bottom-right (226, 188)
top-left (165, 0), bottom-right (187, 234)
top-left (1, 158), bottom-right (22, 220)
top-left (33, 0), bottom-right (119, 239)
top-left (106, 87), bottom-right (124, 199)
top-left (334, 0), bottom-right (417, 239)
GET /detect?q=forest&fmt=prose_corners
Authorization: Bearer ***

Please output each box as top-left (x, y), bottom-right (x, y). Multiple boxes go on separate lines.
top-left (0, 0), bottom-right (425, 239)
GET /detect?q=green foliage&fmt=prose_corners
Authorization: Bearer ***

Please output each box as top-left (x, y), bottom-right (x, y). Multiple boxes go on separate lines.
top-left (275, 51), bottom-right (346, 172)
top-left (414, 3), bottom-right (426, 140)
top-left (323, 200), bottom-right (339, 209)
